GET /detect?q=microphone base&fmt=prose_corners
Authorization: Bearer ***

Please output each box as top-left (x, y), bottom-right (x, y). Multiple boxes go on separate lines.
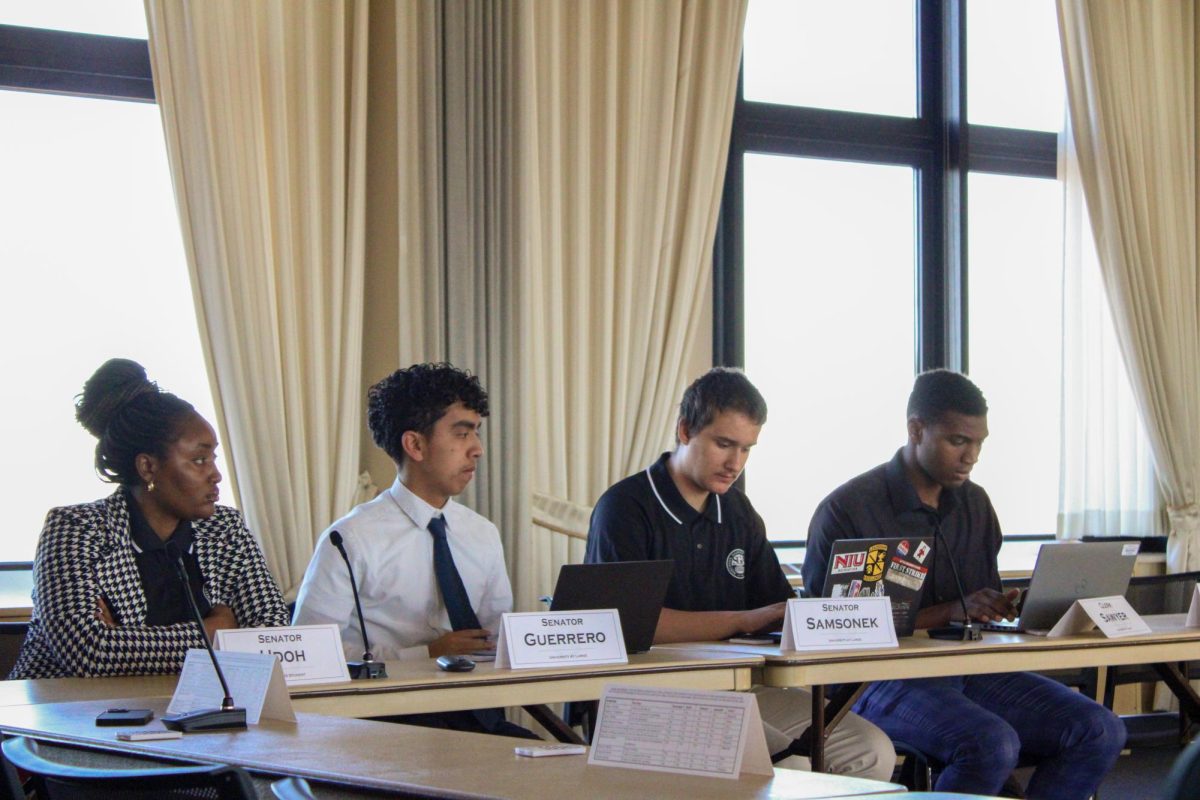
top-left (928, 622), bottom-right (983, 642)
top-left (162, 707), bottom-right (247, 733)
top-left (348, 660), bottom-right (388, 679)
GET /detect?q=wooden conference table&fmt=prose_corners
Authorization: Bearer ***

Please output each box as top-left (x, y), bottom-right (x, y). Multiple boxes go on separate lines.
top-left (665, 613), bottom-right (1200, 772)
top-left (0, 648), bottom-right (761, 744)
top-left (0, 697), bottom-right (909, 799)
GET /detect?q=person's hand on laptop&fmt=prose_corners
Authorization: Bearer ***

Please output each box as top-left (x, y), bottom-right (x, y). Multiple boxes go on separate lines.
top-left (961, 588), bottom-right (1021, 623)
top-left (739, 601), bottom-right (788, 635)
top-left (428, 628), bottom-right (494, 658)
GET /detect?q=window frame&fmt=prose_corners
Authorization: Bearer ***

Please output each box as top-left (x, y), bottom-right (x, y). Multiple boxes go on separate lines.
top-left (718, 0), bottom-right (1058, 546)
top-left (0, 23), bottom-right (154, 568)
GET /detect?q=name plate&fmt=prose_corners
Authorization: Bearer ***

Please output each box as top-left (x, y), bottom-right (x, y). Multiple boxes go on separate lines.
top-left (1047, 595), bottom-right (1152, 638)
top-left (1187, 583), bottom-right (1200, 627)
top-left (216, 625), bottom-right (351, 686)
top-left (168, 649), bottom-right (295, 725)
top-left (495, 610), bottom-right (627, 669)
top-left (588, 684), bottom-right (772, 779)
top-left (780, 597), bottom-right (898, 651)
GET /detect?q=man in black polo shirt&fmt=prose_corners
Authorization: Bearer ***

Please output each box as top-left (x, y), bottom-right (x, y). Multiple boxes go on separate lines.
top-left (586, 368), bottom-right (895, 780)
top-left (804, 370), bottom-right (1125, 799)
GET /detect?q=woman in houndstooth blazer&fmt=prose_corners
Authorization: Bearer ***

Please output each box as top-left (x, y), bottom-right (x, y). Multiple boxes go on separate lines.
top-left (10, 359), bottom-right (288, 679)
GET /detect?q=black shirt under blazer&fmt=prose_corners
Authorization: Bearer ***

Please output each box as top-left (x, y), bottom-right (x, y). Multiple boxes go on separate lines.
top-left (11, 490), bottom-right (289, 679)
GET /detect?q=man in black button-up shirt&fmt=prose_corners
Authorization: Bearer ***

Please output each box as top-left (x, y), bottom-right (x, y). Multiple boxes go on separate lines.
top-left (587, 368), bottom-right (895, 780)
top-left (804, 370), bottom-right (1124, 799)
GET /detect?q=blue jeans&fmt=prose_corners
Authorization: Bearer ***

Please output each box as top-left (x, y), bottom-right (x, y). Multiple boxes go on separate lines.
top-left (854, 672), bottom-right (1125, 799)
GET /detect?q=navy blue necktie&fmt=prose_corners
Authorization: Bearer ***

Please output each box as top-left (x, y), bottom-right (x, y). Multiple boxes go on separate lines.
top-left (429, 515), bottom-right (482, 631)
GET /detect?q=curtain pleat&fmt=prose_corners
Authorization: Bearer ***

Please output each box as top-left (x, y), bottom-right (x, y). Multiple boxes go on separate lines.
top-left (518, 0), bottom-right (748, 609)
top-left (1058, 0), bottom-right (1199, 570)
top-left (145, 0), bottom-right (368, 594)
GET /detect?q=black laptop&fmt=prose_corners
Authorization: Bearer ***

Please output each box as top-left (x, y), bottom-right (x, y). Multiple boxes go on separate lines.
top-left (821, 537), bottom-right (934, 637)
top-left (550, 561), bottom-right (674, 653)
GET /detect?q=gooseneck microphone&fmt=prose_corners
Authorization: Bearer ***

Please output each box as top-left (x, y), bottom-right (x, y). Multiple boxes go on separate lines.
top-left (160, 542), bottom-right (248, 732)
top-left (926, 518), bottom-right (983, 642)
top-left (329, 531), bottom-right (387, 679)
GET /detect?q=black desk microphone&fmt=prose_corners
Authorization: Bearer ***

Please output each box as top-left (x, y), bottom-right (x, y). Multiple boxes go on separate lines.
top-left (329, 531), bottom-right (387, 679)
top-left (926, 518), bottom-right (984, 642)
top-left (160, 542), bottom-right (248, 732)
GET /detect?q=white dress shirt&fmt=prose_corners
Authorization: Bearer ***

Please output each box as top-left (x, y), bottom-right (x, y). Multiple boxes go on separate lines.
top-left (293, 476), bottom-right (513, 661)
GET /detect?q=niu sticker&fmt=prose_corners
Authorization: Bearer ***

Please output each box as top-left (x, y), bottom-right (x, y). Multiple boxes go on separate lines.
top-left (831, 551), bottom-right (867, 575)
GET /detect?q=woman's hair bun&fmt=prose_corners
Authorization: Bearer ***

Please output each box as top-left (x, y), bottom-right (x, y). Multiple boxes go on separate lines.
top-left (75, 358), bottom-right (156, 439)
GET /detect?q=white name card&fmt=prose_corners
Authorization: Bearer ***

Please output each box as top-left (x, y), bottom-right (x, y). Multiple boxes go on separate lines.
top-left (588, 684), bottom-right (773, 779)
top-left (780, 597), bottom-right (898, 652)
top-left (167, 649), bottom-right (295, 725)
top-left (1187, 583), bottom-right (1200, 627)
top-left (494, 610), bottom-right (627, 669)
top-left (215, 625), bottom-right (350, 686)
top-left (1047, 595), bottom-right (1152, 638)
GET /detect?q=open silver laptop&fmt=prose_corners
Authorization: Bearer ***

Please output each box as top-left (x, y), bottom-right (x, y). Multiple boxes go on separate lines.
top-left (985, 541), bottom-right (1139, 634)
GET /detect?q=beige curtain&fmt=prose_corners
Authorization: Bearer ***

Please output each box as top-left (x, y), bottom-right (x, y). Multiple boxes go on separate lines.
top-left (145, 0), bottom-right (369, 594)
top-left (1058, 1), bottom-right (1199, 571)
top-left (517, 0), bottom-right (748, 609)
top-left (360, 1), bottom-right (531, 605)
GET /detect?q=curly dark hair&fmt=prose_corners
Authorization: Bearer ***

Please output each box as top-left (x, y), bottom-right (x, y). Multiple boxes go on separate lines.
top-left (677, 367), bottom-right (767, 442)
top-left (367, 363), bottom-right (490, 465)
top-left (75, 358), bottom-right (197, 486)
top-left (907, 369), bottom-right (988, 424)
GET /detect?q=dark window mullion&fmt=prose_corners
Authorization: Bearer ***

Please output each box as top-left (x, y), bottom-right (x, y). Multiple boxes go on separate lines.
top-left (0, 24), bottom-right (153, 101)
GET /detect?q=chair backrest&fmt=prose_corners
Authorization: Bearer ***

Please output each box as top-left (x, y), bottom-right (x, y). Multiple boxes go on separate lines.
top-left (1, 736), bottom-right (257, 799)
top-left (1125, 571), bottom-right (1200, 616)
top-left (271, 776), bottom-right (317, 800)
top-left (1161, 736), bottom-right (1200, 800)
top-left (0, 622), bottom-right (29, 679)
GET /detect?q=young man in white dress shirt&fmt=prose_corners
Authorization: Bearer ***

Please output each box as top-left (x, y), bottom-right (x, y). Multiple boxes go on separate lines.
top-left (294, 363), bottom-right (536, 738)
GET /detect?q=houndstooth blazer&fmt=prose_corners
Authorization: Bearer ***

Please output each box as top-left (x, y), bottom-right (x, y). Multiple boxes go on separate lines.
top-left (10, 490), bottom-right (290, 679)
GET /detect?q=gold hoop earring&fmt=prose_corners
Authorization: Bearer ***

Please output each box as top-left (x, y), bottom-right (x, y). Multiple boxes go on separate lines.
top-left (147, 481), bottom-right (156, 492)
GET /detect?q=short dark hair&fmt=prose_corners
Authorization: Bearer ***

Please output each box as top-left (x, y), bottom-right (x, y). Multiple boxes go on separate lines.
top-left (367, 363), bottom-right (489, 465)
top-left (75, 359), bottom-right (198, 486)
top-left (907, 369), bottom-right (987, 424)
top-left (677, 367), bottom-right (767, 441)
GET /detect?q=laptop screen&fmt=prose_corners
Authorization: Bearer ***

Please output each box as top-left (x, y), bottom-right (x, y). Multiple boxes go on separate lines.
top-left (550, 561), bottom-right (674, 653)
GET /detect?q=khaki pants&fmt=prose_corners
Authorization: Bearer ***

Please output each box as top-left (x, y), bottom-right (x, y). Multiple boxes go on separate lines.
top-left (752, 685), bottom-right (895, 782)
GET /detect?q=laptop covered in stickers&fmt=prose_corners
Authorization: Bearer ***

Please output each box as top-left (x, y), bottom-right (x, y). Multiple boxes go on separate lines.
top-left (821, 537), bottom-right (935, 637)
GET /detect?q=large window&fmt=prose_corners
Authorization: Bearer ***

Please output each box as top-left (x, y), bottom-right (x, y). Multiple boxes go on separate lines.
top-left (1, 5), bottom-right (219, 562)
top-left (721, 0), bottom-right (1071, 540)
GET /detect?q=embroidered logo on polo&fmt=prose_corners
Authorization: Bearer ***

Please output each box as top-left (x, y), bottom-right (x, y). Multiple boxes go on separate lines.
top-left (726, 549), bottom-right (746, 579)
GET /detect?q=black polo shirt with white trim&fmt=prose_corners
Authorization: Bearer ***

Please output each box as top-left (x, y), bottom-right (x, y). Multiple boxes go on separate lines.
top-left (585, 453), bottom-right (794, 613)
top-left (802, 449), bottom-right (1003, 608)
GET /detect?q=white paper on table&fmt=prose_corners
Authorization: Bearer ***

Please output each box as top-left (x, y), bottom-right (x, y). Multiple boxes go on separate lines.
top-left (1186, 584), bottom-right (1200, 627)
top-left (167, 649), bottom-right (295, 724)
top-left (587, 684), bottom-right (772, 779)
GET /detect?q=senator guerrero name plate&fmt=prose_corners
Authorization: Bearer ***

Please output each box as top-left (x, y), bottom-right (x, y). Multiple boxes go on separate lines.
top-left (781, 597), bottom-right (898, 651)
top-left (495, 610), bottom-right (628, 669)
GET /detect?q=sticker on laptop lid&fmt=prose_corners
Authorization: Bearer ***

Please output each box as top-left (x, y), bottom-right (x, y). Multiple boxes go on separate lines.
top-left (1122, 543), bottom-right (1140, 557)
top-left (913, 541), bottom-right (931, 563)
top-left (885, 557), bottom-right (927, 591)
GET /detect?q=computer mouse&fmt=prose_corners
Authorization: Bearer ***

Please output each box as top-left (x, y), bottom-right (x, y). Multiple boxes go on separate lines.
top-left (436, 655), bottom-right (476, 672)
